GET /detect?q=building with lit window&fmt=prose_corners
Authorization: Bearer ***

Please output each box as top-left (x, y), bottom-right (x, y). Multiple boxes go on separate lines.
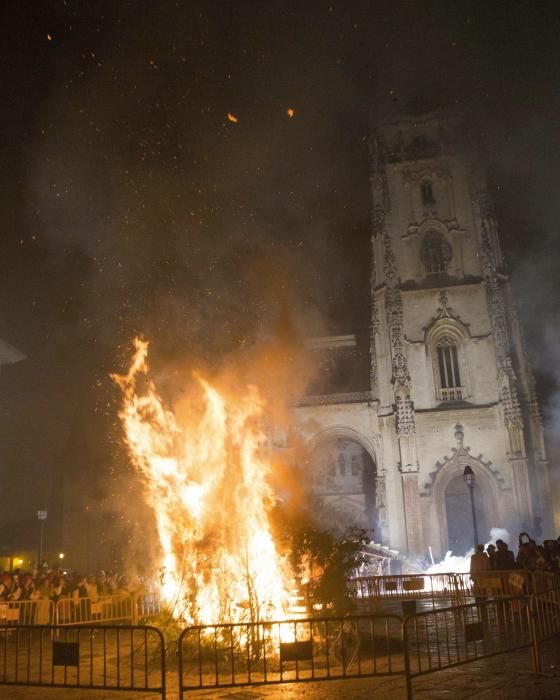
top-left (289, 112), bottom-right (552, 560)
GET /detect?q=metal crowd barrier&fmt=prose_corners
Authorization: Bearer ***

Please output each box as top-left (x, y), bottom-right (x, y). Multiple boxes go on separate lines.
top-left (178, 613), bottom-right (404, 698)
top-left (454, 570), bottom-right (559, 599)
top-left (0, 592), bottom-right (163, 628)
top-left (0, 624), bottom-right (165, 698)
top-left (55, 594), bottom-right (133, 626)
top-left (350, 571), bottom-right (560, 608)
top-left (0, 587), bottom-right (558, 699)
top-left (402, 596), bottom-right (532, 699)
top-left (0, 600), bottom-right (54, 626)
top-left (529, 585), bottom-right (560, 671)
top-left (135, 591), bottom-right (162, 620)
top-left (177, 591), bottom-right (560, 700)
top-left (348, 573), bottom-right (462, 607)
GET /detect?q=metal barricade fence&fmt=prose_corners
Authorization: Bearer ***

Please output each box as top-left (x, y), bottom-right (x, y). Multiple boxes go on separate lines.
top-left (0, 624), bottom-right (165, 698)
top-left (0, 592), bottom-right (164, 628)
top-left (529, 585), bottom-right (560, 671)
top-left (348, 573), bottom-right (461, 607)
top-left (454, 570), bottom-right (559, 600)
top-left (529, 571), bottom-right (560, 593)
top-left (454, 570), bottom-right (530, 599)
top-left (402, 596), bottom-right (532, 700)
top-left (55, 594), bottom-right (133, 626)
top-left (135, 591), bottom-right (162, 620)
top-left (0, 600), bottom-right (54, 627)
top-left (178, 613), bottom-right (404, 698)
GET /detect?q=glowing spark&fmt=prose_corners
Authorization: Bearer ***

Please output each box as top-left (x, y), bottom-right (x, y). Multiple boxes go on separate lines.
top-left (287, 108), bottom-right (295, 118)
top-left (227, 112), bottom-right (238, 123)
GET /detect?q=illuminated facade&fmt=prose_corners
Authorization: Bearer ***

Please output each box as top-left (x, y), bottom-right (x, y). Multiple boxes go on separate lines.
top-left (292, 112), bottom-right (552, 559)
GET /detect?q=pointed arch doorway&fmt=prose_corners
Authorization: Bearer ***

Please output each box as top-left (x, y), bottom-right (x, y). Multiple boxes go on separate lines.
top-left (432, 424), bottom-right (500, 557)
top-left (444, 471), bottom-right (492, 555)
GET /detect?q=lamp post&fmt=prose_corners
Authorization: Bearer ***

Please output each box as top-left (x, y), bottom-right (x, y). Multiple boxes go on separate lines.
top-left (463, 466), bottom-right (479, 549)
top-left (36, 509), bottom-right (48, 568)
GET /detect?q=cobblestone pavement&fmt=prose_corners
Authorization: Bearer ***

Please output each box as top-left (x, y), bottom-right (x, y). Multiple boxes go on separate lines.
top-left (0, 639), bottom-right (558, 699)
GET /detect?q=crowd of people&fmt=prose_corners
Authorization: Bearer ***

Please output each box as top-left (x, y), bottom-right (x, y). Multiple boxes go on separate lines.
top-left (0, 567), bottom-right (141, 604)
top-left (470, 532), bottom-right (560, 575)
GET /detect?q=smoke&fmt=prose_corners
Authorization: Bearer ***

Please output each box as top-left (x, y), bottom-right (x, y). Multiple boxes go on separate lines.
top-left (25, 2), bottom-right (373, 359)
top-left (7, 2), bottom-right (376, 567)
top-left (426, 528), bottom-right (513, 574)
top-left (488, 118), bottom-right (560, 531)
top-left (3, 1), bottom-right (560, 567)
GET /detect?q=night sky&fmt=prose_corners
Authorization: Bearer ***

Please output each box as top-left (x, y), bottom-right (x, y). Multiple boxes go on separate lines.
top-left (1, 1), bottom-right (559, 557)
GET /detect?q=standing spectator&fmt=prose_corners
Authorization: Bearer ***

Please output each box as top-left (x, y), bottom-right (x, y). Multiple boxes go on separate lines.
top-left (516, 542), bottom-right (530, 569)
top-left (486, 544), bottom-right (497, 570)
top-left (50, 576), bottom-right (67, 603)
top-left (470, 544), bottom-right (490, 602)
top-left (543, 540), bottom-right (558, 573)
top-left (85, 576), bottom-right (99, 603)
top-left (20, 576), bottom-right (34, 601)
top-left (96, 571), bottom-right (110, 596)
top-left (72, 575), bottom-right (90, 622)
top-left (0, 575), bottom-right (10, 600)
top-left (494, 540), bottom-right (516, 570)
top-left (8, 575), bottom-right (22, 601)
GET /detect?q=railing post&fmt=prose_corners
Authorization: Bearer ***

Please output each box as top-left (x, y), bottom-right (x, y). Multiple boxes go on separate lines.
top-left (402, 618), bottom-right (414, 700)
top-left (131, 593), bottom-right (138, 625)
top-left (528, 593), bottom-right (541, 672)
top-left (157, 626), bottom-right (166, 700)
top-left (177, 628), bottom-right (185, 700)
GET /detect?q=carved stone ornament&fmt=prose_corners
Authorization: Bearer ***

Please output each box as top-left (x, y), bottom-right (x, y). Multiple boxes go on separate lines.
top-left (422, 423), bottom-right (506, 496)
top-left (370, 247), bottom-right (379, 397)
top-left (400, 163), bottom-right (451, 186)
top-left (423, 289), bottom-right (470, 338)
top-left (370, 130), bottom-right (415, 436)
top-left (383, 233), bottom-right (415, 435)
top-left (476, 190), bottom-right (523, 433)
top-left (298, 391), bottom-right (374, 407)
top-left (396, 393), bottom-right (416, 435)
top-left (368, 136), bottom-right (391, 396)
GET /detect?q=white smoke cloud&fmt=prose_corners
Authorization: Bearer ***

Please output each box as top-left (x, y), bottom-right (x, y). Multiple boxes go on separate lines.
top-left (425, 527), bottom-right (512, 574)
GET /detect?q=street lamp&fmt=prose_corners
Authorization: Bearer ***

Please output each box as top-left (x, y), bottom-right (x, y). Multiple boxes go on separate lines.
top-left (36, 509), bottom-right (48, 568)
top-left (463, 466), bottom-right (479, 549)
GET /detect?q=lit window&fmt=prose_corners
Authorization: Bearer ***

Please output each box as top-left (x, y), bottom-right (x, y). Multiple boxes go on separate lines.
top-left (435, 335), bottom-right (463, 401)
top-left (421, 181), bottom-right (435, 205)
top-left (420, 230), bottom-right (452, 275)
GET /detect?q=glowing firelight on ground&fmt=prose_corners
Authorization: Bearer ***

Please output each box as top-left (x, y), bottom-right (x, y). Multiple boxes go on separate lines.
top-left (112, 338), bottom-right (292, 626)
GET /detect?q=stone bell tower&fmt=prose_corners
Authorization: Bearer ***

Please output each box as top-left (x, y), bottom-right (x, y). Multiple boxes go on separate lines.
top-left (369, 111), bottom-right (552, 558)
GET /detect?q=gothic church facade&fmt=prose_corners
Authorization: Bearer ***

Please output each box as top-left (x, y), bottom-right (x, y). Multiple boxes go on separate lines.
top-left (290, 112), bottom-right (552, 560)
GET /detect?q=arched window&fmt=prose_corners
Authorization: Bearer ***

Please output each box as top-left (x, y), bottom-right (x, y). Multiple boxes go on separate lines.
top-left (436, 335), bottom-right (463, 400)
top-left (427, 314), bottom-right (471, 404)
top-left (421, 181), bottom-right (435, 205)
top-left (420, 230), bottom-right (452, 275)
top-left (433, 334), bottom-right (466, 401)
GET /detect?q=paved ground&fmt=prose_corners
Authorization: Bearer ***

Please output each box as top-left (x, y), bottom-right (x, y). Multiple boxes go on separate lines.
top-left (0, 638), bottom-right (558, 699)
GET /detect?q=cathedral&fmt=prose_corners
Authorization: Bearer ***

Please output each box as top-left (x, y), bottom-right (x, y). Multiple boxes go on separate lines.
top-left (289, 111), bottom-right (553, 560)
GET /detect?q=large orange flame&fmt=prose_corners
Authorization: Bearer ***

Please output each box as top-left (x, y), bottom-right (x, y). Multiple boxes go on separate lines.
top-left (112, 338), bottom-right (291, 625)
